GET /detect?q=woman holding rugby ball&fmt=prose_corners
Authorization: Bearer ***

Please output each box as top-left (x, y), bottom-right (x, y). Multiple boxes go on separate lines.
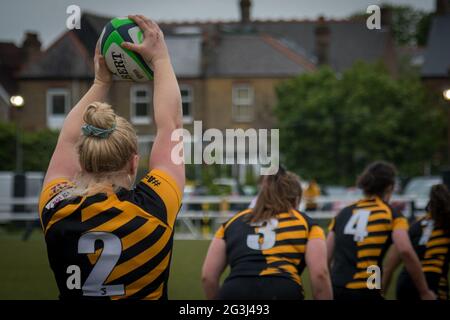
top-left (38, 15), bottom-right (184, 300)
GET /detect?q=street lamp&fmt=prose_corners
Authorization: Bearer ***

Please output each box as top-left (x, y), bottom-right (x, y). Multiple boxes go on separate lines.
top-left (444, 89), bottom-right (450, 101)
top-left (10, 95), bottom-right (25, 107)
top-left (10, 95), bottom-right (24, 173)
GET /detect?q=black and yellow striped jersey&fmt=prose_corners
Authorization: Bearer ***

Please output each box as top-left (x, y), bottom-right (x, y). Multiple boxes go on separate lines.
top-left (399, 215), bottom-right (450, 300)
top-left (38, 169), bottom-right (182, 300)
top-left (329, 196), bottom-right (408, 290)
top-left (215, 209), bottom-right (325, 288)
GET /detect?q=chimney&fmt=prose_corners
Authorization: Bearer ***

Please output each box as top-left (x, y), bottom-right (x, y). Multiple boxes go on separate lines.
top-left (240, 0), bottom-right (251, 23)
top-left (315, 16), bottom-right (330, 66)
top-left (381, 6), bottom-right (393, 29)
top-left (436, 0), bottom-right (450, 15)
top-left (21, 32), bottom-right (41, 64)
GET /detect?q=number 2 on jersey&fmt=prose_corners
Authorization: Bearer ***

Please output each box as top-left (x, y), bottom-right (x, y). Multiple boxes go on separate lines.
top-left (344, 209), bottom-right (370, 242)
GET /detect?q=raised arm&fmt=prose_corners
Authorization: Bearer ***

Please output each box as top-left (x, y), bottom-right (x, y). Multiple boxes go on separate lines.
top-left (43, 43), bottom-right (112, 186)
top-left (122, 15), bottom-right (185, 192)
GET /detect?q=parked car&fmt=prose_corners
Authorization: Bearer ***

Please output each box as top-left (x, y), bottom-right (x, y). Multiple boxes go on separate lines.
top-left (403, 176), bottom-right (443, 210)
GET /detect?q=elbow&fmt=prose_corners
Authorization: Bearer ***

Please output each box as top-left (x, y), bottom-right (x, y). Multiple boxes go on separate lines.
top-left (311, 267), bottom-right (330, 284)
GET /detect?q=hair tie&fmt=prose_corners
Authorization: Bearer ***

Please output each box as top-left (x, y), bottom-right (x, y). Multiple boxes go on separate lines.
top-left (81, 123), bottom-right (116, 139)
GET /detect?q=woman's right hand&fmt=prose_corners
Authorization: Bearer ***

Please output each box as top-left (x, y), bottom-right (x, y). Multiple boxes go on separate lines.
top-left (121, 15), bottom-right (169, 67)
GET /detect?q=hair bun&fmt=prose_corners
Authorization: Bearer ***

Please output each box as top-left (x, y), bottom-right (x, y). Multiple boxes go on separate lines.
top-left (84, 102), bottom-right (116, 130)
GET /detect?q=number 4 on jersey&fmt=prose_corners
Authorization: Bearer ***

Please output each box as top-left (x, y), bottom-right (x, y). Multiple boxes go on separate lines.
top-left (344, 210), bottom-right (370, 242)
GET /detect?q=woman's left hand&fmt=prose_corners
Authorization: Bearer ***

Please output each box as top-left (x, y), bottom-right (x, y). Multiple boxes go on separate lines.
top-left (94, 40), bottom-right (112, 85)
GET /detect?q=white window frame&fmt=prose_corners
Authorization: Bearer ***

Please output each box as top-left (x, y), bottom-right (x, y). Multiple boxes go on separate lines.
top-left (130, 85), bottom-right (151, 125)
top-left (137, 135), bottom-right (154, 157)
top-left (180, 84), bottom-right (193, 124)
top-left (232, 84), bottom-right (254, 122)
top-left (46, 88), bottom-right (70, 129)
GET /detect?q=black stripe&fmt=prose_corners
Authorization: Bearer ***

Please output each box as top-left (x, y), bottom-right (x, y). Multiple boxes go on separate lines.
top-left (81, 207), bottom-right (123, 231)
top-left (276, 238), bottom-right (307, 246)
top-left (369, 230), bottom-right (391, 237)
top-left (356, 204), bottom-right (378, 209)
top-left (113, 216), bottom-right (148, 239)
top-left (134, 182), bottom-right (168, 224)
top-left (369, 210), bottom-right (389, 214)
top-left (127, 268), bottom-right (168, 300)
top-left (117, 224), bottom-right (166, 264)
top-left (272, 252), bottom-right (301, 260)
top-left (276, 225), bottom-right (306, 233)
top-left (367, 219), bottom-right (391, 226)
top-left (116, 24), bottom-right (154, 77)
top-left (358, 243), bottom-right (383, 250)
top-left (100, 22), bottom-right (114, 55)
top-left (111, 236), bottom-right (173, 285)
top-left (80, 193), bottom-right (108, 210)
top-left (41, 196), bottom-right (82, 230)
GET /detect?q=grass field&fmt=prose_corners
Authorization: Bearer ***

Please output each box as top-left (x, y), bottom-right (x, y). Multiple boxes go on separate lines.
top-left (0, 229), bottom-right (398, 300)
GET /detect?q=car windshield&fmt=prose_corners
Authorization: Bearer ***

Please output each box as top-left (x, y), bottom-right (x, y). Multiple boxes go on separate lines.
top-left (404, 177), bottom-right (441, 197)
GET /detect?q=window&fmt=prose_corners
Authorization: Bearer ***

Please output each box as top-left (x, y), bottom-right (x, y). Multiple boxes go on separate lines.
top-left (138, 135), bottom-right (154, 158)
top-left (232, 84), bottom-right (254, 122)
top-left (130, 85), bottom-right (151, 124)
top-left (180, 85), bottom-right (193, 123)
top-left (46, 88), bottom-right (70, 129)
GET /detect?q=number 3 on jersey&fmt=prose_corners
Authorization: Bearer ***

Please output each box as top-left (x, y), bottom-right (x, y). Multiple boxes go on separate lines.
top-left (344, 210), bottom-right (370, 242)
top-left (247, 218), bottom-right (278, 250)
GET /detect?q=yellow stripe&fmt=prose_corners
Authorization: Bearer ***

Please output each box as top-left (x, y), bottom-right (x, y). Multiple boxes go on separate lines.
top-left (117, 251), bottom-right (171, 299)
top-left (260, 267), bottom-right (281, 276)
top-left (357, 249), bottom-right (382, 258)
top-left (276, 212), bottom-right (294, 219)
top-left (425, 247), bottom-right (448, 258)
top-left (357, 236), bottom-right (388, 246)
top-left (144, 282), bottom-right (164, 300)
top-left (89, 213), bottom-right (135, 233)
top-left (263, 244), bottom-right (305, 255)
top-left (423, 266), bottom-right (442, 273)
top-left (354, 270), bottom-right (370, 279)
top-left (346, 281), bottom-right (368, 289)
top-left (278, 220), bottom-right (305, 229)
top-left (279, 264), bottom-right (301, 285)
top-left (276, 230), bottom-right (307, 241)
top-left (106, 228), bottom-right (170, 283)
top-left (367, 224), bottom-right (391, 232)
top-left (266, 255), bottom-right (301, 265)
top-left (422, 259), bottom-right (444, 267)
top-left (368, 213), bottom-right (389, 222)
top-left (357, 260), bottom-right (378, 269)
top-left (431, 230), bottom-right (445, 237)
top-left (427, 238), bottom-right (450, 248)
top-left (121, 220), bottom-right (158, 251)
top-left (81, 194), bottom-right (118, 222)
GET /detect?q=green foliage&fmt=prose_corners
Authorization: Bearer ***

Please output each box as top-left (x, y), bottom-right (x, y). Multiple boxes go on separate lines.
top-left (350, 5), bottom-right (432, 46)
top-left (275, 62), bottom-right (446, 186)
top-left (0, 122), bottom-right (58, 172)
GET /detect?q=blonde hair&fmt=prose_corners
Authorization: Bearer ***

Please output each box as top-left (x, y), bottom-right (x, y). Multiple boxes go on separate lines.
top-left (73, 102), bottom-right (138, 196)
top-left (251, 168), bottom-right (302, 223)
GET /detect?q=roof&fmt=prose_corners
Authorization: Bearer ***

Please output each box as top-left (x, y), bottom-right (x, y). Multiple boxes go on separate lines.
top-left (19, 13), bottom-right (393, 79)
top-left (421, 14), bottom-right (450, 78)
top-left (206, 34), bottom-right (315, 77)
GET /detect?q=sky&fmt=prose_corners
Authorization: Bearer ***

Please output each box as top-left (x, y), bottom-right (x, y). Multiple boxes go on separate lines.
top-left (0, 0), bottom-right (435, 48)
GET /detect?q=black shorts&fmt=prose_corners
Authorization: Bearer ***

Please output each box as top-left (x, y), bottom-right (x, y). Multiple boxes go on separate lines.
top-left (396, 270), bottom-right (443, 300)
top-left (333, 286), bottom-right (384, 301)
top-left (218, 276), bottom-right (304, 300)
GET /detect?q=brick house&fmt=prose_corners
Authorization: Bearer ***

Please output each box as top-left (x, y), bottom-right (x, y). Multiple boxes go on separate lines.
top-left (12, 0), bottom-right (398, 182)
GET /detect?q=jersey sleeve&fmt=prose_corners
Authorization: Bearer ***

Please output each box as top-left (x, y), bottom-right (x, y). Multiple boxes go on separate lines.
top-left (215, 224), bottom-right (225, 239)
top-left (309, 225), bottom-right (325, 240)
top-left (391, 208), bottom-right (409, 231)
top-left (135, 169), bottom-right (182, 228)
top-left (38, 178), bottom-right (74, 215)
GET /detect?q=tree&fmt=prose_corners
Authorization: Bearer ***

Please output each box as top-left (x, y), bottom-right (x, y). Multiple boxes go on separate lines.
top-left (275, 62), bottom-right (446, 186)
top-left (350, 5), bottom-right (432, 46)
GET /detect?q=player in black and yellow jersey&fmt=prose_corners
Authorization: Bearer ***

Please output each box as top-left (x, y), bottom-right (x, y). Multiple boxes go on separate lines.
top-left (383, 184), bottom-right (450, 300)
top-left (327, 161), bottom-right (436, 300)
top-left (38, 15), bottom-right (184, 300)
top-left (202, 168), bottom-right (333, 300)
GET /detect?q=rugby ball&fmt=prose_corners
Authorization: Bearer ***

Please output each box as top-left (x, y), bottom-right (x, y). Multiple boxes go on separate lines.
top-left (99, 17), bottom-right (153, 82)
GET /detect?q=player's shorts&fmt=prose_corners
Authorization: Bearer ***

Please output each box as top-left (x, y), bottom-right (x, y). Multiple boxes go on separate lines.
top-left (333, 286), bottom-right (384, 301)
top-left (218, 276), bottom-right (304, 300)
top-left (396, 271), bottom-right (443, 300)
